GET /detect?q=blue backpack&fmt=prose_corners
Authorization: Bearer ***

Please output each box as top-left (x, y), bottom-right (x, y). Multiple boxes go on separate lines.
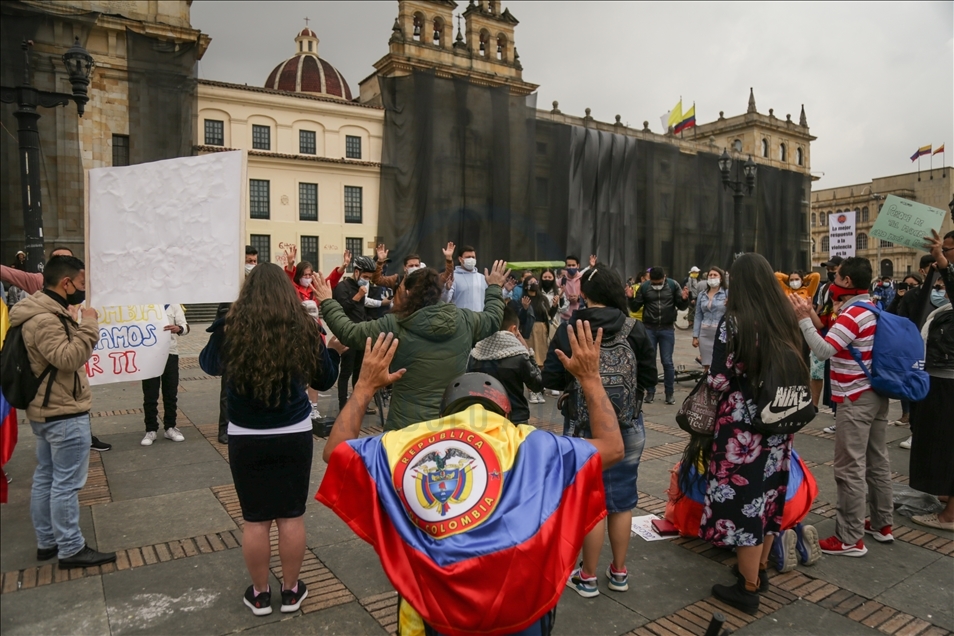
top-left (847, 304), bottom-right (930, 401)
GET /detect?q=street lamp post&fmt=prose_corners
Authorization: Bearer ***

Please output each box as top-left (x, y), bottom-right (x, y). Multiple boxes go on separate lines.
top-left (718, 143), bottom-right (757, 265)
top-left (0, 38), bottom-right (94, 272)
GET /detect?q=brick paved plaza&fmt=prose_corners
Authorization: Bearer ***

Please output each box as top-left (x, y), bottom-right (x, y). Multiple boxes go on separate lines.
top-left (1, 326), bottom-right (951, 636)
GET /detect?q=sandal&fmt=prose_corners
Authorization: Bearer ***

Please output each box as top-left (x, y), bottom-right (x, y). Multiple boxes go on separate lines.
top-left (910, 513), bottom-right (954, 532)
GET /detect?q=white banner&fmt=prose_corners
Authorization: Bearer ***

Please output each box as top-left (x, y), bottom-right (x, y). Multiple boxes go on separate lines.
top-left (88, 151), bottom-right (244, 307)
top-left (85, 304), bottom-right (171, 386)
top-left (829, 210), bottom-right (856, 258)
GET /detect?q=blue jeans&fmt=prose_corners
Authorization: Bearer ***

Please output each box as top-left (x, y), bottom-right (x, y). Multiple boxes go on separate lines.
top-left (644, 325), bottom-right (675, 396)
top-left (563, 414), bottom-right (646, 512)
top-left (30, 415), bottom-right (91, 557)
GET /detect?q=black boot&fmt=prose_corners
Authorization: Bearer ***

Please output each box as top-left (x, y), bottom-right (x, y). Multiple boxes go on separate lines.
top-left (217, 424), bottom-right (228, 445)
top-left (712, 578), bottom-right (760, 614)
top-left (731, 564), bottom-right (769, 593)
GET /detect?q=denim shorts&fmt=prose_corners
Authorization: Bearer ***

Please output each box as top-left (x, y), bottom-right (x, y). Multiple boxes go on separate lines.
top-left (564, 414), bottom-right (646, 513)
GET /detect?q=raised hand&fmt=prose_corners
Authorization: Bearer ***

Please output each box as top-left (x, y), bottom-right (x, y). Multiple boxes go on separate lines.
top-left (342, 250), bottom-right (352, 270)
top-left (484, 260), bottom-right (511, 287)
top-left (356, 333), bottom-right (406, 392)
top-left (625, 285), bottom-right (634, 298)
top-left (788, 293), bottom-right (812, 320)
top-left (285, 244), bottom-right (298, 267)
top-left (376, 243), bottom-right (389, 263)
top-left (313, 271), bottom-right (333, 303)
top-left (442, 242), bottom-right (456, 262)
top-left (326, 335), bottom-right (348, 355)
top-left (555, 321), bottom-right (603, 381)
top-left (924, 229), bottom-right (949, 268)
top-left (589, 254), bottom-right (597, 268)
top-left (521, 295), bottom-right (531, 309)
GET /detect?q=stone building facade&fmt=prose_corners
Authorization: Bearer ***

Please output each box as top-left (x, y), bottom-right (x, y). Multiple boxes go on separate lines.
top-left (0, 0), bottom-right (209, 264)
top-left (810, 167), bottom-right (953, 278)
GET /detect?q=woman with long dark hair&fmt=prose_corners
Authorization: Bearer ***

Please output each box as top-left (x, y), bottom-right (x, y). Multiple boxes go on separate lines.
top-left (523, 274), bottom-right (558, 403)
top-left (200, 263), bottom-right (342, 616)
top-left (700, 253), bottom-right (805, 614)
top-left (542, 264), bottom-right (657, 598)
top-left (317, 261), bottom-right (510, 430)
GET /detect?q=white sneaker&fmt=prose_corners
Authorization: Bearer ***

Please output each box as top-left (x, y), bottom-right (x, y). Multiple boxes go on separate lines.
top-left (141, 431), bottom-right (157, 446)
top-left (899, 436), bottom-right (912, 450)
top-left (823, 425), bottom-right (836, 434)
top-left (550, 390), bottom-right (560, 397)
top-left (311, 403), bottom-right (321, 420)
top-left (163, 427), bottom-right (185, 442)
top-left (528, 393), bottom-right (538, 404)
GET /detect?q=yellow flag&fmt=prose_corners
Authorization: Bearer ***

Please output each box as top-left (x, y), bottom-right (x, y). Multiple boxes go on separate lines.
top-left (666, 99), bottom-right (683, 129)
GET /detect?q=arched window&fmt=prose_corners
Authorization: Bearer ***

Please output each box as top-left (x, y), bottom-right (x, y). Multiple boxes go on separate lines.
top-left (836, 209), bottom-right (842, 215)
top-left (433, 17), bottom-right (444, 47)
top-left (811, 212), bottom-right (816, 227)
top-left (861, 206), bottom-right (869, 222)
top-left (796, 147), bottom-right (804, 166)
top-left (858, 233), bottom-right (868, 250)
top-left (479, 29), bottom-right (490, 56)
top-left (761, 138), bottom-right (768, 158)
top-left (496, 33), bottom-right (507, 60)
top-left (780, 143), bottom-right (787, 162)
top-left (881, 239), bottom-right (891, 248)
top-left (412, 13), bottom-right (424, 41)
top-left (307, 41), bottom-right (313, 52)
top-left (299, 41), bottom-right (303, 52)
top-left (822, 236), bottom-right (830, 252)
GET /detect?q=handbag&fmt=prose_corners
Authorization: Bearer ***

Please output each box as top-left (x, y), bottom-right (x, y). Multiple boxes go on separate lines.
top-left (676, 376), bottom-right (720, 435)
top-left (743, 349), bottom-right (815, 435)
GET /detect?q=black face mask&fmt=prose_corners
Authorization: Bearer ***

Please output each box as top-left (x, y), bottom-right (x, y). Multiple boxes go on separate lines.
top-left (65, 279), bottom-right (85, 306)
top-left (541, 280), bottom-right (555, 291)
top-left (827, 271), bottom-right (836, 283)
top-left (527, 283), bottom-right (540, 293)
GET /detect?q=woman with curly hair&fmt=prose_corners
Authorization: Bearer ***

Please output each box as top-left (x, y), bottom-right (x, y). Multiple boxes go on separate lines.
top-left (317, 261), bottom-right (510, 430)
top-left (701, 253), bottom-right (805, 614)
top-left (200, 263), bottom-right (342, 616)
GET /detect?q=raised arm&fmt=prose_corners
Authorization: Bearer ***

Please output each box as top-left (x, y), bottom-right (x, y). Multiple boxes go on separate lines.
top-left (470, 260), bottom-right (509, 342)
top-left (316, 272), bottom-right (390, 348)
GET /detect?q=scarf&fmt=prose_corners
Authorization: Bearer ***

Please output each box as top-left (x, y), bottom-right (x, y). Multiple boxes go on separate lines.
top-left (470, 330), bottom-right (530, 361)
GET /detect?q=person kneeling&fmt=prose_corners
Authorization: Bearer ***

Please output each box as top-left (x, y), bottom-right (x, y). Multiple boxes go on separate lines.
top-left (317, 323), bottom-right (623, 635)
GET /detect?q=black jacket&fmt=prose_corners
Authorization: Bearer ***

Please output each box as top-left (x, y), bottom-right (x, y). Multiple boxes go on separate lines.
top-left (628, 278), bottom-right (689, 327)
top-left (467, 353), bottom-right (543, 424)
top-left (542, 306), bottom-right (657, 395)
top-left (333, 277), bottom-right (368, 323)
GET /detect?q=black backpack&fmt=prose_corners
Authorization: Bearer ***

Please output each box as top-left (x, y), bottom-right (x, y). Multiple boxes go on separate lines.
top-left (0, 315), bottom-right (71, 410)
top-left (925, 307), bottom-right (954, 371)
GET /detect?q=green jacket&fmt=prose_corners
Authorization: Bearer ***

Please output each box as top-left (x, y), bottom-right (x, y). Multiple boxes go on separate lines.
top-left (320, 284), bottom-right (505, 430)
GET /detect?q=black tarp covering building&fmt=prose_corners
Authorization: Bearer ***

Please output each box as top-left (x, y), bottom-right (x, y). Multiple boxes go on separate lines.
top-left (377, 71), bottom-right (810, 277)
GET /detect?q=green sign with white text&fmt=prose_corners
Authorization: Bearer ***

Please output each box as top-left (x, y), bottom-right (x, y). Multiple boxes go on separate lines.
top-left (869, 195), bottom-right (946, 251)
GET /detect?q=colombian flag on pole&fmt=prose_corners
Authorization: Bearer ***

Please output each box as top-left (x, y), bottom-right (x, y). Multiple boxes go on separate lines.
top-left (674, 104), bottom-right (696, 135)
top-left (910, 145), bottom-right (932, 161)
top-left (317, 405), bottom-right (605, 636)
top-left (0, 300), bottom-right (18, 504)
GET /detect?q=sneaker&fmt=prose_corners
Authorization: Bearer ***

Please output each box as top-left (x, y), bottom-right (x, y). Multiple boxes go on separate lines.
top-left (90, 436), bottom-right (111, 452)
top-left (774, 528), bottom-right (798, 573)
top-left (864, 520), bottom-right (894, 543)
top-left (819, 535), bottom-right (867, 557)
top-left (36, 545), bottom-right (58, 561)
top-left (712, 579), bottom-right (760, 615)
top-left (550, 390), bottom-right (561, 397)
top-left (605, 564), bottom-right (629, 592)
top-left (822, 425), bottom-right (836, 434)
top-left (280, 579), bottom-right (308, 613)
top-left (796, 523), bottom-right (822, 566)
top-left (243, 585), bottom-right (272, 616)
top-left (566, 567), bottom-right (599, 598)
top-left (731, 564), bottom-right (769, 592)
top-left (58, 544), bottom-right (117, 569)
top-left (535, 392), bottom-right (545, 403)
top-left (310, 403), bottom-right (321, 420)
top-left (365, 405), bottom-right (378, 415)
top-left (899, 436), bottom-right (912, 449)
top-left (891, 413), bottom-right (910, 426)
top-left (665, 394), bottom-right (676, 405)
top-left (644, 393), bottom-right (655, 404)
top-left (141, 431), bottom-right (157, 446)
top-left (527, 393), bottom-right (538, 404)
top-left (163, 427), bottom-right (185, 442)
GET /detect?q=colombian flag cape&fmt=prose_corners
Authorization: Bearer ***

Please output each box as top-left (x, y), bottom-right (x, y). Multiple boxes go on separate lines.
top-left (0, 300), bottom-right (17, 504)
top-left (317, 405), bottom-right (605, 636)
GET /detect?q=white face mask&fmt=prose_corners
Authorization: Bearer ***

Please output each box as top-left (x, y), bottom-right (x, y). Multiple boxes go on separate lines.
top-left (462, 257), bottom-right (477, 271)
top-left (244, 263), bottom-right (255, 275)
top-left (707, 278), bottom-right (721, 288)
top-left (299, 277), bottom-right (312, 287)
top-left (358, 278), bottom-right (370, 288)
top-left (790, 280), bottom-right (802, 290)
top-left (651, 284), bottom-right (664, 291)
top-left (406, 263), bottom-right (425, 275)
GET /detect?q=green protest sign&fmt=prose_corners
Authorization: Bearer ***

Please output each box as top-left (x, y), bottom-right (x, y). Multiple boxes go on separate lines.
top-left (869, 195), bottom-right (947, 251)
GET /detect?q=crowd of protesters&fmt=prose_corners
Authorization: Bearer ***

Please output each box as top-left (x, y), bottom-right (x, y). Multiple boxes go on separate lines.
top-left (2, 230), bottom-right (951, 632)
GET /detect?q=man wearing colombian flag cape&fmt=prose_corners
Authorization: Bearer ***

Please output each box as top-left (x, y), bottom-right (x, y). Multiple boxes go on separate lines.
top-left (317, 323), bottom-right (624, 636)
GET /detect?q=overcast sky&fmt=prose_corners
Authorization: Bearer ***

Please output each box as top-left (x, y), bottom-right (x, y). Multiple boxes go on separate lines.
top-left (192, 1), bottom-right (953, 189)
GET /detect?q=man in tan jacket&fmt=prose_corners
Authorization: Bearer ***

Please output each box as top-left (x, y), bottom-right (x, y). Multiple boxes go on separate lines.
top-left (8, 255), bottom-right (116, 569)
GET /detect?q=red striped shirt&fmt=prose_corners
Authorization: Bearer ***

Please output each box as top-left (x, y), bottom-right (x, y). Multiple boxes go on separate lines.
top-left (823, 302), bottom-right (877, 402)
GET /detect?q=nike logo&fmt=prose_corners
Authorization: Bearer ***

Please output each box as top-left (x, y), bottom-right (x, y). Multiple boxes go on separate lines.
top-left (761, 386), bottom-right (812, 424)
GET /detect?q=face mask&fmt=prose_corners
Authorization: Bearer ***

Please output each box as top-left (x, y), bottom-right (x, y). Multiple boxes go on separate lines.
top-left (406, 264), bottom-right (423, 275)
top-left (827, 271), bottom-right (836, 283)
top-left (299, 277), bottom-right (312, 288)
top-left (66, 286), bottom-right (86, 306)
top-left (931, 290), bottom-right (949, 308)
top-left (245, 263), bottom-right (255, 275)
top-left (527, 283), bottom-right (539, 292)
top-left (358, 278), bottom-right (370, 288)
top-left (829, 283), bottom-right (866, 302)
top-left (789, 280), bottom-right (802, 290)
top-left (566, 267), bottom-right (578, 277)
top-left (690, 272), bottom-right (699, 279)
top-left (462, 257), bottom-right (477, 271)
top-left (707, 278), bottom-right (721, 288)
top-left (541, 279), bottom-right (555, 291)
top-left (651, 284), bottom-right (664, 291)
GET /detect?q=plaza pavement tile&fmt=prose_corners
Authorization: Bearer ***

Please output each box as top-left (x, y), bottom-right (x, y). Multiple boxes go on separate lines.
top-left (241, 600), bottom-right (388, 635)
top-left (875, 555), bottom-right (954, 628)
top-left (0, 575), bottom-right (111, 636)
top-left (734, 599), bottom-right (881, 635)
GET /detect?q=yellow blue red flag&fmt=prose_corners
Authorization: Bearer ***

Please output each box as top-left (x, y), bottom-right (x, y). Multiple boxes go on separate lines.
top-left (0, 300), bottom-right (18, 503)
top-left (317, 405), bottom-right (606, 636)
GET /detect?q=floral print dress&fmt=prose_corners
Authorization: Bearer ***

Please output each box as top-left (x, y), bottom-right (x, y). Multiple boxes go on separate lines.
top-left (699, 318), bottom-right (793, 547)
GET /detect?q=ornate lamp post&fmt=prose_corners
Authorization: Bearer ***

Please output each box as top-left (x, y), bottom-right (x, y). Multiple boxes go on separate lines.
top-left (0, 38), bottom-right (94, 272)
top-left (718, 141), bottom-right (757, 263)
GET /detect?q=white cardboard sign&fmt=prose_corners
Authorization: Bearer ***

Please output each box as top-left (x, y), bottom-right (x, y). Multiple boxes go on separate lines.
top-left (85, 304), bottom-right (171, 386)
top-left (828, 210), bottom-right (856, 258)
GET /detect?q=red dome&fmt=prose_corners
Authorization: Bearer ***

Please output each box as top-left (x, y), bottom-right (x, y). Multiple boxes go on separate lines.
top-left (298, 27), bottom-right (316, 38)
top-left (264, 29), bottom-right (352, 100)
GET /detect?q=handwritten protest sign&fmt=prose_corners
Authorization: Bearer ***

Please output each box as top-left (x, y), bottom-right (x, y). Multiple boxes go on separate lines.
top-left (869, 195), bottom-right (947, 251)
top-left (829, 210), bottom-right (856, 258)
top-left (85, 304), bottom-right (171, 386)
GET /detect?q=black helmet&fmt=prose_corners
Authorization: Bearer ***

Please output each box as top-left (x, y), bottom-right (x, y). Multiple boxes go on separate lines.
top-left (352, 255), bottom-right (376, 273)
top-left (439, 373), bottom-right (511, 418)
